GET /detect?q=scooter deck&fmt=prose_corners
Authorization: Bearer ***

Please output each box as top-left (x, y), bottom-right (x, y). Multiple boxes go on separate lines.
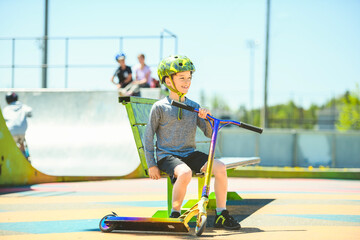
top-left (105, 216), bottom-right (190, 232)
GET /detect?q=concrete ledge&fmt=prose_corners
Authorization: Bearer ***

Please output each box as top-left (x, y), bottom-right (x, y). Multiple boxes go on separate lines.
top-left (227, 166), bottom-right (360, 180)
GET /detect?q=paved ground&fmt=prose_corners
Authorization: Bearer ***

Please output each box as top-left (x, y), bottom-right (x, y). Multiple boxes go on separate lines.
top-left (0, 177), bottom-right (359, 240)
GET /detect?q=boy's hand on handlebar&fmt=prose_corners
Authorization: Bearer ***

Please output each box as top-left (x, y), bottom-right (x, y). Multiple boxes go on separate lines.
top-left (198, 108), bottom-right (211, 119)
top-left (148, 166), bottom-right (161, 180)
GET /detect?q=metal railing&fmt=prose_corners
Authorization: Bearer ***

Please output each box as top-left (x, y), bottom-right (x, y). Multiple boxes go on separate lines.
top-left (0, 29), bottom-right (177, 88)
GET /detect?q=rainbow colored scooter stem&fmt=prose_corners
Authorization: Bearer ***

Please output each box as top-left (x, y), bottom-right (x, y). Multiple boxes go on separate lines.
top-left (99, 100), bottom-right (263, 236)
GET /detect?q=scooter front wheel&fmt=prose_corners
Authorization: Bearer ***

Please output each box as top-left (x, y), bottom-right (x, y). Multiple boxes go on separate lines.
top-left (195, 215), bottom-right (207, 236)
top-left (99, 214), bottom-right (116, 233)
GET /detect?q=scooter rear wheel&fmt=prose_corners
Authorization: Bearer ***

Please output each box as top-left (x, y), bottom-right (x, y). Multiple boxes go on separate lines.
top-left (195, 215), bottom-right (207, 236)
top-left (99, 214), bottom-right (116, 233)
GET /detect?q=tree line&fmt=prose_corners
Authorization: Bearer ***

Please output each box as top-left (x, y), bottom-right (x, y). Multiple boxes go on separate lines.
top-left (204, 85), bottom-right (360, 131)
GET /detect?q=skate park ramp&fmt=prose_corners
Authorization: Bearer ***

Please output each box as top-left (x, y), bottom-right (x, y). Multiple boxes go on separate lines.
top-left (0, 90), bottom-right (141, 185)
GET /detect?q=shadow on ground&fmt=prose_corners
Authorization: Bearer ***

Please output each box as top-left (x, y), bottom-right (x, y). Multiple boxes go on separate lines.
top-left (0, 185), bottom-right (32, 195)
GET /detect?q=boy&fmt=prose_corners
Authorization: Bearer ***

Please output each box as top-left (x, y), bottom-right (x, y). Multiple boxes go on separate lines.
top-left (144, 55), bottom-right (240, 230)
top-left (111, 53), bottom-right (133, 94)
top-left (3, 92), bottom-right (32, 159)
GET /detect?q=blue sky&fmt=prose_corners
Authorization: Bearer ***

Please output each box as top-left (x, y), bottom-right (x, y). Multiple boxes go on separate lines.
top-left (0, 0), bottom-right (359, 110)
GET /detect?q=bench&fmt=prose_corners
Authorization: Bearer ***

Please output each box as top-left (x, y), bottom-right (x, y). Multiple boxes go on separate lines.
top-left (119, 96), bottom-right (260, 217)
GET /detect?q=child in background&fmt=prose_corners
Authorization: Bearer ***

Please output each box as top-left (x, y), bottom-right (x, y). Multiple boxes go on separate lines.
top-left (111, 53), bottom-right (133, 95)
top-left (3, 92), bottom-right (32, 159)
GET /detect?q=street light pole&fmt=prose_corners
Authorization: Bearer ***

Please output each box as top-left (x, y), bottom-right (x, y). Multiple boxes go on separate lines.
top-left (247, 39), bottom-right (259, 125)
top-left (42, 0), bottom-right (49, 88)
top-left (262, 0), bottom-right (271, 128)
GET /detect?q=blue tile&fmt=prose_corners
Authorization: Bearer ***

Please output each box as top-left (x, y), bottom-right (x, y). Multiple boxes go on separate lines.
top-left (0, 219), bottom-right (99, 234)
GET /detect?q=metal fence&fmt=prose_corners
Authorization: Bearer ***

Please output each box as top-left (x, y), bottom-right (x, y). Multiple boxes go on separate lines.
top-left (219, 128), bottom-right (360, 168)
top-left (0, 29), bottom-right (177, 88)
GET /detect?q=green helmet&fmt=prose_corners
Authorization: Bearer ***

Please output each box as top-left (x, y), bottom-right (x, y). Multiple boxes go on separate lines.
top-left (157, 55), bottom-right (195, 84)
top-left (157, 55), bottom-right (195, 120)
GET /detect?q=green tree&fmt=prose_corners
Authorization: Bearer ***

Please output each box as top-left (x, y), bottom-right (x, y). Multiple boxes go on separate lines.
top-left (210, 94), bottom-right (230, 111)
top-left (266, 100), bottom-right (319, 129)
top-left (336, 85), bottom-right (360, 131)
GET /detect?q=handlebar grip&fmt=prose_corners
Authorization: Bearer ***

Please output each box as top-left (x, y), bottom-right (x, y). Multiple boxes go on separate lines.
top-left (171, 100), bottom-right (263, 134)
top-left (171, 100), bottom-right (196, 112)
top-left (240, 122), bottom-right (263, 134)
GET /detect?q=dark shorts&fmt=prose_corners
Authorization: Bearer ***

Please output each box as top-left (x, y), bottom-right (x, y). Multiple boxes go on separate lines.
top-left (157, 151), bottom-right (209, 184)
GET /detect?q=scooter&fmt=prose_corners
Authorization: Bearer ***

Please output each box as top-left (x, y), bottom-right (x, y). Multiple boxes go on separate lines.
top-left (99, 100), bottom-right (263, 236)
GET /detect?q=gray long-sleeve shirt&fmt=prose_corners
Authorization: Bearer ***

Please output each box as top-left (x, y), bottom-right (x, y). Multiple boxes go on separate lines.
top-left (144, 97), bottom-right (213, 169)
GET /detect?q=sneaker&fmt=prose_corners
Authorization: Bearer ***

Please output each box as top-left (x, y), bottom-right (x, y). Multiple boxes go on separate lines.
top-left (214, 210), bottom-right (241, 230)
top-left (169, 211), bottom-right (181, 218)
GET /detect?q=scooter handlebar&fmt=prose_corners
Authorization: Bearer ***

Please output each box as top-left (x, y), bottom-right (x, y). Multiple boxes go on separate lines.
top-left (171, 100), bottom-right (196, 112)
top-left (236, 122), bottom-right (263, 134)
top-left (170, 100), bottom-right (263, 134)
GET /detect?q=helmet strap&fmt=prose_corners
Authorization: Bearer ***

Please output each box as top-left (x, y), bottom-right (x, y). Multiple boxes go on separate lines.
top-left (178, 95), bottom-right (183, 120)
top-left (166, 75), bottom-right (185, 120)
